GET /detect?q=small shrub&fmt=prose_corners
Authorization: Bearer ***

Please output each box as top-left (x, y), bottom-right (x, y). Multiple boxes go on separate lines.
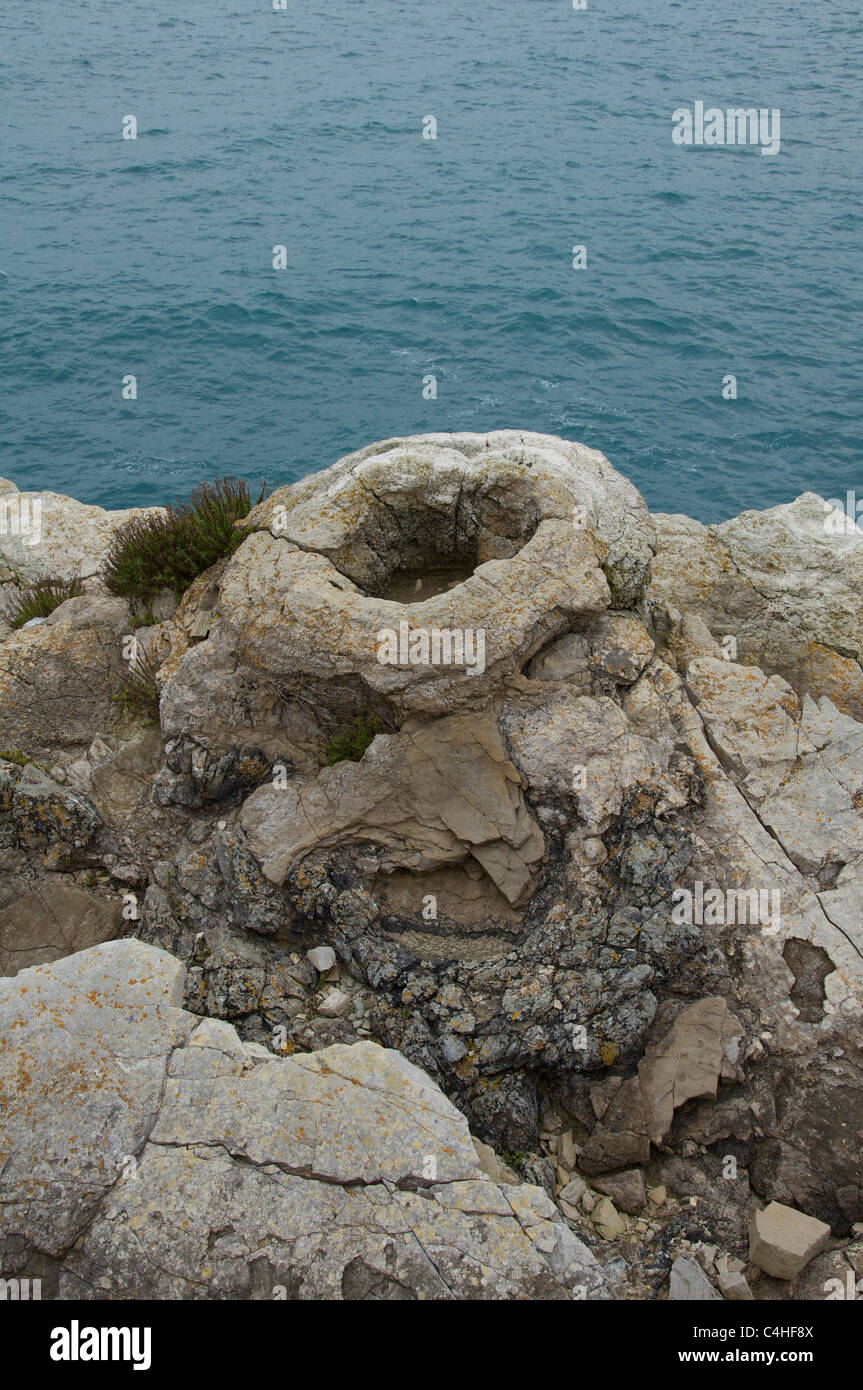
top-left (103, 476), bottom-right (266, 606)
top-left (115, 645), bottom-right (160, 724)
top-left (5, 573), bottom-right (85, 629)
top-left (323, 713), bottom-right (383, 766)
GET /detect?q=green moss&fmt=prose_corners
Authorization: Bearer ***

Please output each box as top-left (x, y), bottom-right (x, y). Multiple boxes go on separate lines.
top-left (5, 573), bottom-right (85, 629)
top-left (323, 713), bottom-right (384, 766)
top-left (103, 476), bottom-right (267, 605)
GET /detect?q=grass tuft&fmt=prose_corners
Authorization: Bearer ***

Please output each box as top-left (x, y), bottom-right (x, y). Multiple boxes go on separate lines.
top-left (115, 645), bottom-right (161, 724)
top-left (4, 573), bottom-right (85, 629)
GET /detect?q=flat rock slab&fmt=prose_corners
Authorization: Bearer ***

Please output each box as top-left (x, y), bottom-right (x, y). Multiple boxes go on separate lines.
top-left (0, 881), bottom-right (121, 975)
top-left (0, 940), bottom-right (612, 1301)
top-left (240, 710), bottom-right (545, 905)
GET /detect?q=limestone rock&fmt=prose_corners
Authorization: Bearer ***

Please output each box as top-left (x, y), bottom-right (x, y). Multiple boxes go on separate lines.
top-left (0, 940), bottom-right (612, 1301)
top-left (318, 987), bottom-right (350, 1018)
top-left (241, 711), bottom-right (545, 905)
top-left (593, 1196), bottom-right (626, 1239)
top-left (0, 615), bottom-right (130, 754)
top-left (0, 881), bottom-right (121, 975)
top-left (246, 430), bottom-right (655, 607)
top-left (592, 1168), bottom-right (646, 1214)
top-left (717, 1270), bottom-right (754, 1300)
top-left (502, 686), bottom-right (682, 833)
top-left (579, 998), bottom-right (743, 1174)
top-left (0, 480), bottom-right (165, 586)
top-left (588, 612), bottom-right (655, 686)
top-left (648, 496), bottom-right (863, 719)
top-left (1, 760), bottom-right (101, 865)
top-left (307, 946), bottom-right (336, 972)
top-left (748, 1202), bottom-right (831, 1280)
top-left (218, 520), bottom-right (610, 719)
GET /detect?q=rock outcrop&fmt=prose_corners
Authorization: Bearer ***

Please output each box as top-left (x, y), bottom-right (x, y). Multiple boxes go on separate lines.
top-left (2, 431), bottom-right (862, 1301)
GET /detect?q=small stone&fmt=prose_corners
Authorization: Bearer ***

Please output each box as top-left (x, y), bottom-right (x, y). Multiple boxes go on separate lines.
top-left (317, 988), bottom-right (350, 1018)
top-left (306, 946), bottom-right (336, 972)
top-left (441, 1034), bottom-right (467, 1064)
top-left (748, 1201), bottom-right (831, 1280)
top-left (559, 1176), bottom-right (587, 1208)
top-left (592, 1168), bottom-right (646, 1215)
top-left (557, 1130), bottom-right (578, 1170)
top-left (110, 863), bottom-right (146, 887)
top-left (593, 1196), bottom-right (626, 1239)
top-left (647, 1185), bottom-right (667, 1207)
top-left (718, 1270), bottom-right (754, 1301)
top-left (669, 1254), bottom-right (722, 1301)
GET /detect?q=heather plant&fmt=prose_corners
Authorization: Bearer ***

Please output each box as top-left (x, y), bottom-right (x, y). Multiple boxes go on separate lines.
top-left (5, 573), bottom-right (85, 629)
top-left (103, 477), bottom-right (265, 606)
top-left (115, 644), bottom-right (160, 724)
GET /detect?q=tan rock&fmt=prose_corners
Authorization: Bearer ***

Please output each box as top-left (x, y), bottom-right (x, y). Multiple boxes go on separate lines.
top-left (0, 882), bottom-right (121, 975)
top-left (748, 1201), bottom-right (831, 1280)
top-left (241, 710), bottom-right (544, 905)
top-left (592, 1195), bottom-right (626, 1239)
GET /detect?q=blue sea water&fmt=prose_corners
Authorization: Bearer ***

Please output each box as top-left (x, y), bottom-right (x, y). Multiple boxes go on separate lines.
top-left (1, 0), bottom-right (860, 519)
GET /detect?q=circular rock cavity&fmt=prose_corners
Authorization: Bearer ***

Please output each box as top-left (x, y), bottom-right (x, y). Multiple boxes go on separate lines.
top-left (217, 432), bottom-right (654, 718)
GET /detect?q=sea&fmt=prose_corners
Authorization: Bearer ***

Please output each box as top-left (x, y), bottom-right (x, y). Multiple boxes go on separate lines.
top-left (1, 0), bottom-right (860, 520)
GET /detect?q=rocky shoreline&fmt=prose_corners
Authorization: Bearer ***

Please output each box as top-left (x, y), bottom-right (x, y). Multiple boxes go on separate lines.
top-left (1, 432), bottom-right (861, 1301)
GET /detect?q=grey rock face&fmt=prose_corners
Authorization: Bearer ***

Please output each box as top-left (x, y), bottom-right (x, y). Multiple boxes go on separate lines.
top-left (1, 760), bottom-right (101, 866)
top-left (0, 480), bottom-right (165, 585)
top-left (0, 940), bottom-right (613, 1301)
top-left (0, 619), bottom-right (130, 756)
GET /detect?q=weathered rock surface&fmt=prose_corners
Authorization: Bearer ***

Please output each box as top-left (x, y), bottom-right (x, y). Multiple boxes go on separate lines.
top-left (0, 941), bottom-right (612, 1300)
top-left (0, 881), bottom-right (120, 975)
top-left (240, 711), bottom-right (545, 905)
top-left (578, 998), bottom-right (743, 1175)
top-left (648, 495), bottom-right (863, 719)
top-left (0, 615), bottom-right (131, 756)
top-left (0, 480), bottom-right (164, 585)
top-left (669, 1254), bottom-right (722, 1300)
